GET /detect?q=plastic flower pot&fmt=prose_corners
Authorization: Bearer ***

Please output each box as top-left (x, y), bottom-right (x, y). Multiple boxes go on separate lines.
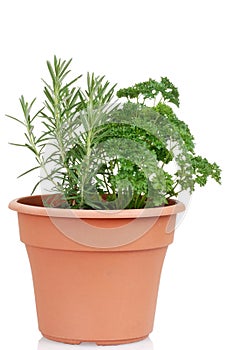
top-left (9, 195), bottom-right (184, 346)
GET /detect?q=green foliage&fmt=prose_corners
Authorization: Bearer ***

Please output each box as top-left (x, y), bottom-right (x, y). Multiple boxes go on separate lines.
top-left (191, 156), bottom-right (221, 186)
top-left (7, 56), bottom-right (222, 209)
top-left (154, 102), bottom-right (195, 152)
top-left (117, 76), bottom-right (180, 107)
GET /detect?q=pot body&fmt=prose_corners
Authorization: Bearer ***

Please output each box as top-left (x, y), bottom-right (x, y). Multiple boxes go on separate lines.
top-left (9, 195), bottom-right (184, 345)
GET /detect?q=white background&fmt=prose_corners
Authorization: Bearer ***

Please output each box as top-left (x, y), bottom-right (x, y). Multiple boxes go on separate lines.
top-left (0, 1), bottom-right (233, 349)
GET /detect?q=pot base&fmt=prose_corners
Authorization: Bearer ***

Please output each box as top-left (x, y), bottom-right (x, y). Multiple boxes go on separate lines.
top-left (43, 333), bottom-right (148, 346)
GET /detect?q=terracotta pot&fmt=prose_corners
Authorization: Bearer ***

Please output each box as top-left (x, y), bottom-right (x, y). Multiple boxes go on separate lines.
top-left (9, 195), bottom-right (184, 346)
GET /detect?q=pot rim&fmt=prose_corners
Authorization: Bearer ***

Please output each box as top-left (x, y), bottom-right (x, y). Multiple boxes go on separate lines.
top-left (9, 195), bottom-right (185, 219)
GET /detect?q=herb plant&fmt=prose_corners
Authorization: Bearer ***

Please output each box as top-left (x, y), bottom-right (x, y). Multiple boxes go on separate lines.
top-left (7, 56), bottom-right (221, 209)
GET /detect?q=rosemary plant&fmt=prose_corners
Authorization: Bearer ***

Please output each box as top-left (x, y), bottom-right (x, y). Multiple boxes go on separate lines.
top-left (7, 56), bottom-right (221, 209)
